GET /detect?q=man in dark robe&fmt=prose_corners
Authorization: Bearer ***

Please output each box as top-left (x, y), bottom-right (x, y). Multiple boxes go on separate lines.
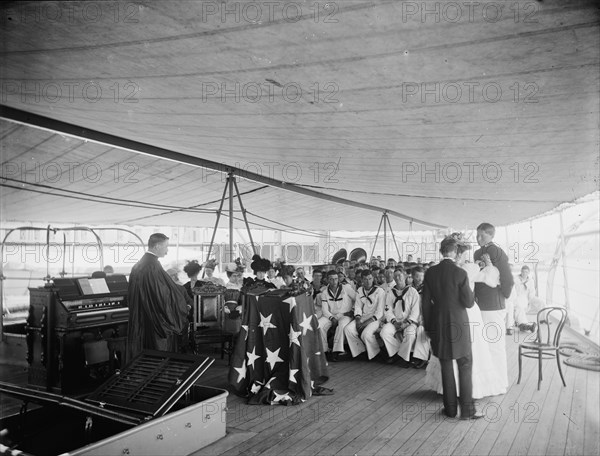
top-left (126, 233), bottom-right (190, 361)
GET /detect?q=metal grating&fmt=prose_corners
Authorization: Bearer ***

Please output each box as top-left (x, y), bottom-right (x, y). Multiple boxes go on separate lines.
top-left (85, 350), bottom-right (214, 418)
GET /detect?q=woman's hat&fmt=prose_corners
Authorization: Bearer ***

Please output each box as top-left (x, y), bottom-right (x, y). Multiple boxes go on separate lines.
top-left (250, 254), bottom-right (271, 273)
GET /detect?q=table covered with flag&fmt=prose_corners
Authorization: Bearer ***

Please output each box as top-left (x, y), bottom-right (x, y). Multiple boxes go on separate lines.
top-left (228, 292), bottom-right (330, 404)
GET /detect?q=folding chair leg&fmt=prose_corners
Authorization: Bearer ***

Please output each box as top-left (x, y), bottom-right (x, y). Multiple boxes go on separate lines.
top-left (556, 351), bottom-right (567, 387)
top-left (538, 350), bottom-right (543, 390)
top-left (517, 346), bottom-right (523, 384)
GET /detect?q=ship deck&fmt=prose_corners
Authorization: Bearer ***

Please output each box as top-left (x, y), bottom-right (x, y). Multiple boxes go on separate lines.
top-left (1, 326), bottom-right (598, 456)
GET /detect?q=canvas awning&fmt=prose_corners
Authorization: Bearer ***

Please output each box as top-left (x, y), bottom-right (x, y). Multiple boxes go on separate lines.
top-left (1, 0), bottom-right (598, 232)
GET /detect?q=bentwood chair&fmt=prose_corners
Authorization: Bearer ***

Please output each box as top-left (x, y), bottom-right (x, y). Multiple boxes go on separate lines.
top-left (517, 306), bottom-right (568, 390)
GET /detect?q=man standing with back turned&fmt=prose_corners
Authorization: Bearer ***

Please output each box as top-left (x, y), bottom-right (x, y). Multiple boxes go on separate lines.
top-left (422, 236), bottom-right (482, 420)
top-left (127, 233), bottom-right (190, 361)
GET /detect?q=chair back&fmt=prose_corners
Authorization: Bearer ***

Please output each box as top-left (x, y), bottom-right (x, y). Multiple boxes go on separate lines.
top-left (536, 306), bottom-right (568, 347)
top-left (192, 281), bottom-right (226, 330)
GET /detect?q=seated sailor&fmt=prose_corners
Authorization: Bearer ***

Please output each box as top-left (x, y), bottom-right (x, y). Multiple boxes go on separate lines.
top-left (318, 270), bottom-right (356, 361)
top-left (380, 270), bottom-right (429, 368)
top-left (344, 270), bottom-right (386, 360)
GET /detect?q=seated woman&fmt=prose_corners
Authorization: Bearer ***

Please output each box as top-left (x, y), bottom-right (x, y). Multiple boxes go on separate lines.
top-left (281, 265), bottom-right (296, 287)
top-left (280, 265), bottom-right (309, 296)
top-left (202, 259), bottom-right (226, 286)
top-left (242, 255), bottom-right (277, 291)
top-left (183, 260), bottom-right (202, 299)
top-left (223, 262), bottom-right (245, 333)
top-left (267, 263), bottom-right (285, 289)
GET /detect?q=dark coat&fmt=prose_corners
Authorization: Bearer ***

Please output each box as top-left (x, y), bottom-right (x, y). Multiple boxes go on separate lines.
top-left (422, 258), bottom-right (474, 360)
top-left (126, 253), bottom-right (189, 361)
top-left (474, 243), bottom-right (514, 311)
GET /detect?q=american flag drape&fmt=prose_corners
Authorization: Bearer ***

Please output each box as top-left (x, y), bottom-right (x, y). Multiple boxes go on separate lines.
top-left (228, 293), bottom-right (329, 405)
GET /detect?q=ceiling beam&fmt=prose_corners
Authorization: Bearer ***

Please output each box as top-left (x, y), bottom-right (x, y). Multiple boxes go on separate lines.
top-left (0, 105), bottom-right (446, 229)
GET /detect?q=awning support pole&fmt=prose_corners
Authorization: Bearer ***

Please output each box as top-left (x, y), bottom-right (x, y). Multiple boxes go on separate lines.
top-left (558, 210), bottom-right (571, 313)
top-left (370, 214), bottom-right (385, 261)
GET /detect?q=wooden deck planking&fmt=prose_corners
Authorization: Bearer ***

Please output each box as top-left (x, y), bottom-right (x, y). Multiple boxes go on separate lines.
top-left (350, 386), bottom-right (437, 455)
top-left (487, 361), bottom-right (557, 455)
top-left (372, 385), bottom-right (449, 455)
top-left (239, 361), bottom-right (403, 456)
top-left (525, 354), bottom-right (571, 456)
top-left (219, 360), bottom-right (394, 455)
top-left (583, 366), bottom-right (600, 456)
top-left (1, 326), bottom-right (598, 456)
top-left (507, 359), bottom-right (557, 455)
top-left (565, 364), bottom-right (587, 456)
top-left (310, 367), bottom-right (427, 456)
top-left (337, 385), bottom-right (433, 456)
top-left (545, 363), bottom-right (579, 456)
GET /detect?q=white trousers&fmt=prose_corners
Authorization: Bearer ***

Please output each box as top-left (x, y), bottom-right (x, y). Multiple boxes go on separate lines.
top-left (318, 316), bottom-right (352, 353)
top-left (344, 319), bottom-right (381, 359)
top-left (380, 323), bottom-right (430, 362)
top-left (506, 296), bottom-right (529, 328)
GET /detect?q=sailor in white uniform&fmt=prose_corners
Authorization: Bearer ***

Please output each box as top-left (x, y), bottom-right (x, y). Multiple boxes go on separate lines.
top-left (380, 270), bottom-right (429, 367)
top-left (344, 269), bottom-right (386, 360)
top-left (318, 270), bottom-right (356, 359)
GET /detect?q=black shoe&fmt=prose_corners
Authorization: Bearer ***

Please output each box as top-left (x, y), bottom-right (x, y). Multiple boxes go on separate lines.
top-left (385, 355), bottom-right (398, 365)
top-left (460, 412), bottom-right (484, 421)
top-left (397, 358), bottom-right (412, 368)
top-left (331, 352), bottom-right (344, 362)
top-left (412, 359), bottom-right (428, 369)
top-left (530, 322), bottom-right (537, 333)
top-left (355, 352), bottom-right (368, 361)
top-left (441, 408), bottom-right (457, 419)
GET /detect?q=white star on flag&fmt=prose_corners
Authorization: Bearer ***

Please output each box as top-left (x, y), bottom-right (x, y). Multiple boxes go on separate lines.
top-left (246, 347), bottom-right (260, 369)
top-left (289, 327), bottom-right (301, 347)
top-left (289, 368), bottom-right (299, 383)
top-left (259, 312), bottom-right (277, 335)
top-left (233, 360), bottom-right (246, 383)
top-left (241, 325), bottom-right (249, 341)
top-left (272, 391), bottom-right (292, 403)
top-left (284, 297), bottom-right (296, 311)
top-left (250, 381), bottom-right (263, 394)
top-left (266, 347), bottom-right (283, 369)
top-left (299, 313), bottom-right (313, 335)
top-left (265, 377), bottom-right (276, 389)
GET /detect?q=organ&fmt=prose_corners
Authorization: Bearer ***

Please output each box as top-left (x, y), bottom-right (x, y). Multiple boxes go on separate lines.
top-left (26, 274), bottom-right (129, 393)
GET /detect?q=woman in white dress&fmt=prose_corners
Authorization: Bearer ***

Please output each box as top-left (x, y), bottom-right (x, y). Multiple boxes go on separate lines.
top-left (425, 236), bottom-right (507, 399)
